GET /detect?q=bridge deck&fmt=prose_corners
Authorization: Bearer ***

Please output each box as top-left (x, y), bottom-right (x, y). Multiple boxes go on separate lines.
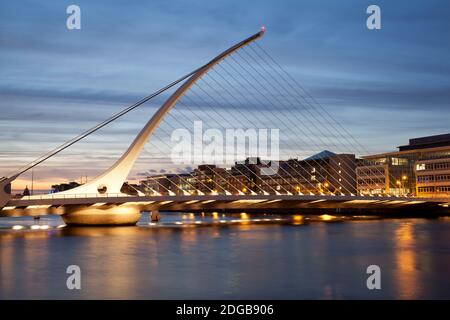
top-left (1, 194), bottom-right (449, 217)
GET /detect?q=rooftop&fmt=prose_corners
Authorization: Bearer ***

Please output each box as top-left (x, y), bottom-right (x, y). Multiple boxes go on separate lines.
top-left (398, 133), bottom-right (450, 151)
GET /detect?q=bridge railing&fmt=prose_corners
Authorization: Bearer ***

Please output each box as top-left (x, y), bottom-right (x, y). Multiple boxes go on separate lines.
top-left (13, 192), bottom-right (450, 202)
top-left (19, 193), bottom-right (136, 200)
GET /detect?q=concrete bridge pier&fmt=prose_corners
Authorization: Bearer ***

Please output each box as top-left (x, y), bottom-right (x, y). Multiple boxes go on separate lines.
top-left (151, 210), bottom-right (161, 222)
top-left (62, 205), bottom-right (141, 226)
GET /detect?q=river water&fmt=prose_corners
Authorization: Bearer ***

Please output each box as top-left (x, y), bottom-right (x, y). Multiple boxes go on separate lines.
top-left (0, 213), bottom-right (449, 299)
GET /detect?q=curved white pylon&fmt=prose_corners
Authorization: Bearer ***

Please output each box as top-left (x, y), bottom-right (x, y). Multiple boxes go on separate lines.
top-left (47, 30), bottom-right (265, 197)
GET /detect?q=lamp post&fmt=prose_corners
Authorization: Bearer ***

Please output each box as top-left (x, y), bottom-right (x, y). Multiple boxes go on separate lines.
top-left (402, 175), bottom-right (408, 196)
top-left (396, 180), bottom-right (401, 196)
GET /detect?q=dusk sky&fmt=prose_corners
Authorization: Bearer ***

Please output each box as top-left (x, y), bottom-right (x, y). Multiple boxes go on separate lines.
top-left (1, 0), bottom-right (449, 190)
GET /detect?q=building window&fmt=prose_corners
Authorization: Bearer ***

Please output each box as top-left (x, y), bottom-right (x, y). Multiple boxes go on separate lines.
top-left (392, 157), bottom-right (408, 166)
top-left (416, 163), bottom-right (426, 171)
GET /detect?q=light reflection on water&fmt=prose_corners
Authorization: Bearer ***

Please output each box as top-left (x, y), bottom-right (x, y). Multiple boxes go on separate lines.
top-left (0, 213), bottom-right (449, 299)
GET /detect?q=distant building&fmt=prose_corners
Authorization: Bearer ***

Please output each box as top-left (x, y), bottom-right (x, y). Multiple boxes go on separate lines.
top-left (168, 174), bottom-right (197, 195)
top-left (411, 134), bottom-right (450, 198)
top-left (140, 174), bottom-right (172, 195)
top-left (23, 185), bottom-right (30, 196)
top-left (193, 165), bottom-right (229, 194)
top-left (255, 151), bottom-right (356, 195)
top-left (120, 182), bottom-right (144, 196)
top-left (357, 133), bottom-right (450, 197)
top-left (139, 152), bottom-right (357, 196)
top-left (231, 157), bottom-right (270, 194)
top-left (51, 181), bottom-right (80, 193)
top-left (356, 155), bottom-right (411, 196)
top-left (140, 174), bottom-right (196, 195)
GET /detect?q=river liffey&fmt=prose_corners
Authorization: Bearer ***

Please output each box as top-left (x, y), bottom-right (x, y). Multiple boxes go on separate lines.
top-left (1, 213), bottom-right (449, 299)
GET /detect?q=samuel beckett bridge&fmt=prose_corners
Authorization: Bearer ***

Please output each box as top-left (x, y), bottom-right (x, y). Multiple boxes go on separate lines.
top-left (1, 28), bottom-right (448, 225)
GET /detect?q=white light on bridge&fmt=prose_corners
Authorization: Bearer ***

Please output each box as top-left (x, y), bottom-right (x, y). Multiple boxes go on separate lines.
top-left (31, 225), bottom-right (40, 230)
top-left (201, 200), bottom-right (216, 204)
top-left (402, 201), bottom-right (426, 205)
top-left (27, 205), bottom-right (51, 209)
top-left (309, 199), bottom-right (326, 204)
top-left (345, 200), bottom-right (378, 204)
top-left (92, 203), bottom-right (106, 207)
top-left (233, 199), bottom-right (266, 204)
top-left (265, 199), bottom-right (282, 204)
top-left (387, 200), bottom-right (407, 204)
top-left (57, 224), bottom-right (67, 228)
top-left (39, 225), bottom-right (50, 230)
top-left (12, 225), bottom-right (24, 230)
top-left (320, 214), bottom-right (335, 221)
top-left (140, 201), bottom-right (155, 205)
top-left (2, 206), bottom-right (15, 210)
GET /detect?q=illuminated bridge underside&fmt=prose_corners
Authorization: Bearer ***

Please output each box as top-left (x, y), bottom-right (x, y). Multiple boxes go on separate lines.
top-left (2, 195), bottom-right (448, 218)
